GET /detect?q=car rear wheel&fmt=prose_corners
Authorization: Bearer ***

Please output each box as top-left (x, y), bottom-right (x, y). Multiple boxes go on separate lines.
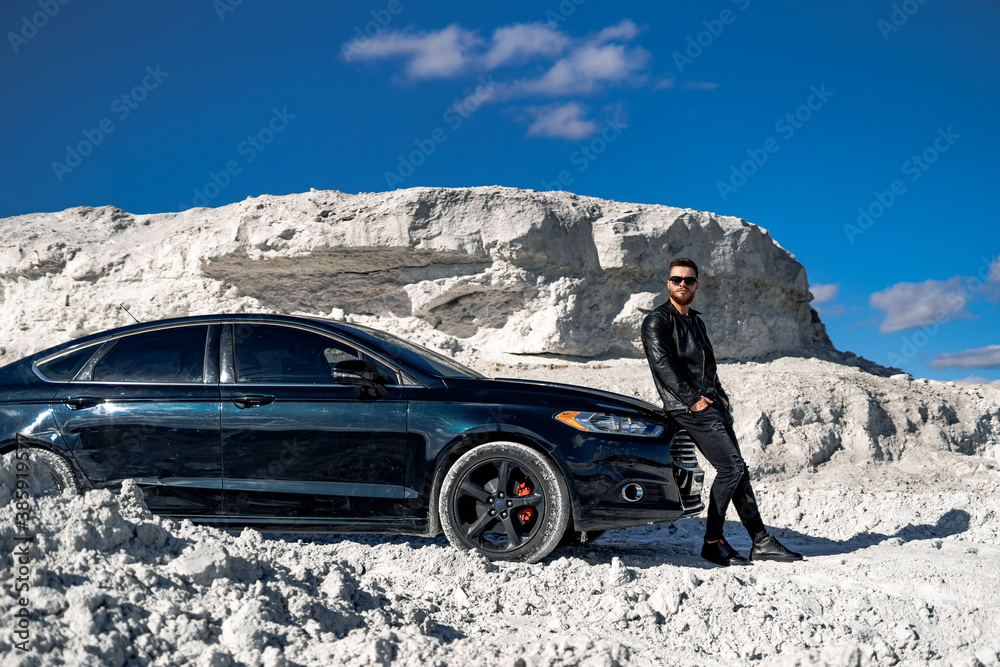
top-left (439, 442), bottom-right (570, 563)
top-left (1, 448), bottom-right (81, 498)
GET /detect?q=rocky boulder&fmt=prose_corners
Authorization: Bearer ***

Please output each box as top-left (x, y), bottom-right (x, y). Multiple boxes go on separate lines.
top-left (0, 186), bottom-right (834, 362)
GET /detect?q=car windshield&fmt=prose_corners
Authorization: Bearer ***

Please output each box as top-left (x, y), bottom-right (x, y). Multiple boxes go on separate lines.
top-left (337, 323), bottom-right (486, 379)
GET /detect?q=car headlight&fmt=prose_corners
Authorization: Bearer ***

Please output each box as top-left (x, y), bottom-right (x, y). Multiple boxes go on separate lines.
top-left (554, 411), bottom-right (664, 438)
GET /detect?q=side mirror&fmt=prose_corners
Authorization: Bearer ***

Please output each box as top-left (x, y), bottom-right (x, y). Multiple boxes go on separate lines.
top-left (332, 359), bottom-right (390, 398)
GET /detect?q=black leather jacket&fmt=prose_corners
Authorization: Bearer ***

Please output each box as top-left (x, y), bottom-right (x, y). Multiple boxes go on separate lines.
top-left (641, 301), bottom-right (730, 413)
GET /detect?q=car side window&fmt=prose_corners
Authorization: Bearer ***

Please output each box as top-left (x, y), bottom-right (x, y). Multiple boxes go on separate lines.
top-left (36, 342), bottom-right (104, 381)
top-left (92, 326), bottom-right (208, 383)
top-left (233, 324), bottom-right (398, 385)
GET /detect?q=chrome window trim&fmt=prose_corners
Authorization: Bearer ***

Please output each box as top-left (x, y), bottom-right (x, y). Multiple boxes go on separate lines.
top-left (129, 477), bottom-right (222, 489)
top-left (33, 321), bottom-right (223, 385)
top-left (29, 318), bottom-right (425, 388)
top-left (31, 340), bottom-right (110, 384)
top-left (87, 325), bottom-right (211, 385)
top-left (53, 381), bottom-right (228, 388)
top-left (219, 382), bottom-right (410, 389)
top-left (33, 341), bottom-right (100, 366)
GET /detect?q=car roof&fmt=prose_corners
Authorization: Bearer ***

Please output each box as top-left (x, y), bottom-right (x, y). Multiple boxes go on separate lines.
top-left (24, 314), bottom-right (361, 362)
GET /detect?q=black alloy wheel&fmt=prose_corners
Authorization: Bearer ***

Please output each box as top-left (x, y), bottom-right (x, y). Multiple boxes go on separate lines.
top-left (439, 442), bottom-right (570, 563)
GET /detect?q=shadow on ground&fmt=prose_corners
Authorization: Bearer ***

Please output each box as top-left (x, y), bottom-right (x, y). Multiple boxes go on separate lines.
top-left (262, 508), bottom-right (970, 570)
top-left (574, 507), bottom-right (972, 569)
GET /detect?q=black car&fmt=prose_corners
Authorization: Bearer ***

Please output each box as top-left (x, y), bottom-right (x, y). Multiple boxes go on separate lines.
top-left (0, 314), bottom-right (704, 562)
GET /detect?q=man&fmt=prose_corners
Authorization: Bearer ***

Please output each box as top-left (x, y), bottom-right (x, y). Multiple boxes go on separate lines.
top-left (641, 257), bottom-right (803, 566)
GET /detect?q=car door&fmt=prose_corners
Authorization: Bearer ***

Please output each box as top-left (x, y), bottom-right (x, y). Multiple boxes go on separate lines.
top-left (219, 322), bottom-right (410, 523)
top-left (50, 324), bottom-right (224, 516)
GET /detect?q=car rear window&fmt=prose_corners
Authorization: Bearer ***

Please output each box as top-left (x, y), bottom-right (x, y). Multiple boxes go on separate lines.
top-left (92, 326), bottom-right (208, 383)
top-left (36, 343), bottom-right (103, 381)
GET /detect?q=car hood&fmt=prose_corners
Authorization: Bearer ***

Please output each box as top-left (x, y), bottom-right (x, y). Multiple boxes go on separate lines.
top-left (443, 376), bottom-right (667, 419)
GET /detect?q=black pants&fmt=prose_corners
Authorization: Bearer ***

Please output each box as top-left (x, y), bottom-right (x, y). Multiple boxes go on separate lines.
top-left (670, 405), bottom-right (767, 543)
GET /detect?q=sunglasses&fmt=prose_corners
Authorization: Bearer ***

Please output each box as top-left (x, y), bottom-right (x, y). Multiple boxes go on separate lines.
top-left (668, 276), bottom-right (698, 286)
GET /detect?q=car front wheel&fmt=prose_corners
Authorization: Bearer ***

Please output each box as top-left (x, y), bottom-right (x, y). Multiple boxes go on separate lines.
top-left (439, 442), bottom-right (570, 563)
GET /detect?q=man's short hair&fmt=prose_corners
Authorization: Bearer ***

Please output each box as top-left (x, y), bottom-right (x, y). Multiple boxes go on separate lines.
top-left (669, 257), bottom-right (699, 279)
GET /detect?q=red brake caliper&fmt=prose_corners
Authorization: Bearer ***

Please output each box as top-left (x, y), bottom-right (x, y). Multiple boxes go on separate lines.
top-left (515, 481), bottom-right (535, 523)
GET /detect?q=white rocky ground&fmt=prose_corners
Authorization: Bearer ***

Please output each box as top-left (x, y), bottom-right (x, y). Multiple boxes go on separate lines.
top-left (2, 188), bottom-right (997, 665)
top-left (2, 356), bottom-right (999, 667)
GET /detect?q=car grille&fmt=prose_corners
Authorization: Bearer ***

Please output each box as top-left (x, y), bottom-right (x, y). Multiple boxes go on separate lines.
top-left (670, 429), bottom-right (699, 469)
top-left (671, 428), bottom-right (705, 516)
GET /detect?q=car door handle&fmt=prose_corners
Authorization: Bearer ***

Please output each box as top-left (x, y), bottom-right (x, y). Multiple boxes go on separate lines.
top-left (232, 394), bottom-right (275, 409)
top-left (64, 396), bottom-right (104, 410)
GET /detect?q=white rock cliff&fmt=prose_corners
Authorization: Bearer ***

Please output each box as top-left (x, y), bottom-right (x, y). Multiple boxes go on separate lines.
top-left (0, 186), bottom-right (833, 363)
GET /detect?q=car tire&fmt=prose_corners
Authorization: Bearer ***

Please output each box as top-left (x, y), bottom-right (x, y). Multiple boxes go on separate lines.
top-left (1, 447), bottom-right (81, 497)
top-left (439, 441), bottom-right (570, 564)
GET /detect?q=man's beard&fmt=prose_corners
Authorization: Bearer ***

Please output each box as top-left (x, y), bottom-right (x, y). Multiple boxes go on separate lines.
top-left (671, 291), bottom-right (695, 306)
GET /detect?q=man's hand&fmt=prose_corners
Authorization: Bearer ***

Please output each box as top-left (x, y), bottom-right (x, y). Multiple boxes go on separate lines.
top-left (690, 396), bottom-right (714, 412)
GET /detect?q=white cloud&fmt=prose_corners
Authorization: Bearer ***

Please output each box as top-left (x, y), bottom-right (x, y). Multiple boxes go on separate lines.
top-left (810, 283), bottom-right (839, 303)
top-left (526, 102), bottom-right (598, 139)
top-left (348, 19), bottom-right (650, 97)
top-left (592, 19), bottom-right (641, 43)
top-left (954, 374), bottom-right (992, 384)
top-left (682, 81), bottom-right (720, 90)
top-left (347, 24), bottom-right (481, 79)
top-left (869, 278), bottom-right (968, 333)
top-left (929, 345), bottom-right (1000, 370)
top-left (815, 303), bottom-right (845, 318)
top-left (654, 75), bottom-right (676, 90)
top-left (345, 19), bottom-right (653, 139)
top-left (484, 23), bottom-right (569, 69)
top-left (507, 40), bottom-right (650, 98)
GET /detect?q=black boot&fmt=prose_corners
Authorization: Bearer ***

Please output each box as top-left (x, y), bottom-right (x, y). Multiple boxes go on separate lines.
top-left (701, 537), bottom-right (751, 566)
top-left (750, 534), bottom-right (803, 562)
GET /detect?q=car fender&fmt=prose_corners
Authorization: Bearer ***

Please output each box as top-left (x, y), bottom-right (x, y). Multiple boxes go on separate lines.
top-left (423, 420), bottom-right (583, 538)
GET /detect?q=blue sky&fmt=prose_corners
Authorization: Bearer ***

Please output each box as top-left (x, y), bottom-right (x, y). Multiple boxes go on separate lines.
top-left (2, 0), bottom-right (998, 381)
